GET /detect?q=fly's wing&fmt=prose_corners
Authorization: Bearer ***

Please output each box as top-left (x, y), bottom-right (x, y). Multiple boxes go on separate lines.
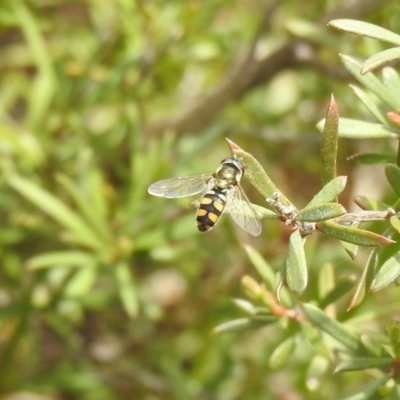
top-left (225, 185), bottom-right (262, 236)
top-left (148, 174), bottom-right (212, 198)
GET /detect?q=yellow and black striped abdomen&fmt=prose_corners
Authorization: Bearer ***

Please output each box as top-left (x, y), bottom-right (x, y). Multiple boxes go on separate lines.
top-left (196, 189), bottom-right (227, 232)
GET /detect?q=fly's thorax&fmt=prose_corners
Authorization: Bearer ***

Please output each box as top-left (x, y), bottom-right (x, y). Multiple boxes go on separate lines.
top-left (214, 159), bottom-right (243, 189)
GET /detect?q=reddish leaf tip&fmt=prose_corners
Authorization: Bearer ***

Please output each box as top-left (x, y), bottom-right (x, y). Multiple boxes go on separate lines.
top-left (225, 138), bottom-right (243, 153)
top-left (387, 112), bottom-right (400, 127)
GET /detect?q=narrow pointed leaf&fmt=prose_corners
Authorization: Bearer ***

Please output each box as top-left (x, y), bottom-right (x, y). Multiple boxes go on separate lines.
top-left (388, 111), bottom-right (400, 126)
top-left (302, 303), bottom-right (361, 351)
top-left (115, 262), bottom-right (139, 318)
top-left (320, 118), bottom-right (396, 139)
top-left (231, 298), bottom-right (259, 315)
top-left (321, 95), bottom-right (338, 185)
top-left (383, 67), bottom-right (400, 94)
top-left (241, 275), bottom-right (262, 299)
top-left (226, 138), bottom-right (294, 208)
top-left (354, 196), bottom-right (391, 211)
top-left (243, 244), bottom-right (275, 288)
top-left (349, 85), bottom-right (388, 125)
top-left (301, 323), bottom-right (330, 358)
top-left (286, 19), bottom-right (339, 46)
top-left (385, 164), bottom-right (400, 197)
top-left (27, 251), bottom-right (95, 270)
top-left (340, 55), bottom-right (400, 110)
top-left (348, 153), bottom-right (396, 165)
top-left (297, 203), bottom-right (346, 222)
top-left (319, 278), bottom-right (356, 308)
top-left (340, 375), bottom-right (391, 400)
top-left (306, 356), bottom-right (329, 391)
top-left (334, 357), bottom-right (392, 373)
top-left (274, 264), bottom-right (286, 303)
top-left (361, 47), bottom-right (400, 75)
top-left (269, 337), bottom-right (296, 369)
top-left (213, 316), bottom-right (278, 334)
top-left (8, 175), bottom-right (103, 250)
top-left (348, 255), bottom-right (371, 310)
top-left (369, 253), bottom-right (400, 292)
top-left (348, 228), bottom-right (399, 309)
top-left (286, 230), bottom-right (307, 294)
top-left (317, 221), bottom-right (394, 246)
top-left (390, 215), bottom-right (400, 234)
top-left (306, 176), bottom-right (347, 208)
top-left (328, 20), bottom-right (400, 46)
top-left (56, 174), bottom-right (111, 244)
top-left (388, 320), bottom-right (400, 358)
top-left (342, 242), bottom-right (359, 260)
top-left (12, 0), bottom-right (56, 129)
top-left (87, 168), bottom-right (109, 222)
top-left (65, 267), bottom-right (97, 298)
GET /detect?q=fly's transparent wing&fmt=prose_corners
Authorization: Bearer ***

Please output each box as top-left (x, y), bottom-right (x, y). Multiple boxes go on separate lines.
top-left (225, 185), bottom-right (262, 236)
top-left (148, 174), bottom-right (213, 198)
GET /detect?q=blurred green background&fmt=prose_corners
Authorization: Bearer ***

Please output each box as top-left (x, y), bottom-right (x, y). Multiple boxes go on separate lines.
top-left (0, 0), bottom-right (399, 399)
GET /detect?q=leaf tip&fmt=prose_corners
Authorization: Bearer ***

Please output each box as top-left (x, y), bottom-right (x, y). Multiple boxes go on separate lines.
top-left (226, 138), bottom-right (243, 153)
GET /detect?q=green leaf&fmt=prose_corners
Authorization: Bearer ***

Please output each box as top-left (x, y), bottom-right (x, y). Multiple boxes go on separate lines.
top-left (65, 267), bottom-right (97, 298)
top-left (360, 335), bottom-right (386, 358)
top-left (27, 251), bottom-right (96, 270)
top-left (241, 275), bottom-right (262, 300)
top-left (390, 215), bottom-right (400, 234)
top-left (319, 278), bottom-right (356, 308)
top-left (337, 118), bottom-right (395, 139)
top-left (385, 164), bottom-right (400, 197)
top-left (213, 316), bottom-right (278, 334)
top-left (242, 244), bottom-right (275, 288)
top-left (306, 355), bottom-right (330, 391)
top-left (286, 230), bottom-right (307, 294)
top-left (286, 18), bottom-right (339, 46)
top-left (348, 153), bottom-right (396, 165)
top-left (0, 124), bottom-right (44, 168)
top-left (349, 85), bottom-right (389, 126)
top-left (12, 0), bottom-right (56, 130)
top-left (274, 263), bottom-right (287, 303)
top-left (354, 196), bottom-right (391, 211)
top-left (328, 19), bottom-right (400, 46)
top-left (56, 174), bottom-right (112, 244)
top-left (306, 176), bottom-right (347, 208)
top-left (301, 322), bottom-right (330, 358)
top-left (349, 228), bottom-right (399, 309)
top-left (231, 298), bottom-right (259, 315)
top-left (334, 357), bottom-right (392, 373)
top-left (321, 95), bottom-right (339, 185)
top-left (226, 138), bottom-right (294, 209)
top-left (8, 175), bottom-right (104, 250)
top-left (340, 375), bottom-right (391, 400)
top-left (297, 203), bottom-right (346, 222)
top-left (382, 67), bottom-right (400, 96)
top-left (302, 303), bottom-right (361, 351)
top-left (361, 48), bottom-right (400, 75)
top-left (340, 55), bottom-right (400, 110)
top-left (388, 320), bottom-right (400, 359)
top-left (317, 221), bottom-right (394, 246)
top-left (369, 253), bottom-right (400, 292)
top-left (341, 242), bottom-right (359, 260)
top-left (115, 262), bottom-right (139, 318)
top-left (269, 337), bottom-right (296, 369)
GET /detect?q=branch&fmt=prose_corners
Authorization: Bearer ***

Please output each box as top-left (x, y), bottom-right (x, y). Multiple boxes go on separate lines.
top-left (145, 0), bottom-right (382, 137)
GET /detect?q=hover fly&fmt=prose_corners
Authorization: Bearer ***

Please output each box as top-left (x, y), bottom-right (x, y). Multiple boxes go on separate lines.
top-left (148, 157), bottom-right (262, 236)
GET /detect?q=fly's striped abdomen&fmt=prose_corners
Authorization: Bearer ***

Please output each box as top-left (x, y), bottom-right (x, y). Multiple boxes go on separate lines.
top-left (196, 189), bottom-right (227, 232)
